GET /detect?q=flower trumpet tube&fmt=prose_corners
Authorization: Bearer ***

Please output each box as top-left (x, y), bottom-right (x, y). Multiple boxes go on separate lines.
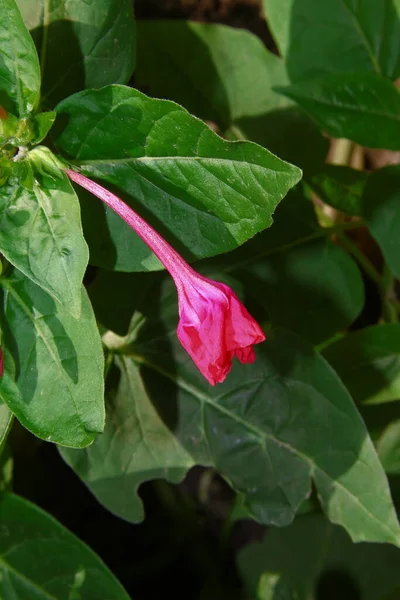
top-left (66, 169), bottom-right (265, 385)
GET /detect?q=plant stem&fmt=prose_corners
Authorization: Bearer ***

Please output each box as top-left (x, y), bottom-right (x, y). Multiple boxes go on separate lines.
top-left (336, 233), bottom-right (382, 287)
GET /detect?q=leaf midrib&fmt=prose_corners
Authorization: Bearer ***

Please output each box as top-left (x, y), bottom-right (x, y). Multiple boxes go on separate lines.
top-left (339, 0), bottom-right (382, 75)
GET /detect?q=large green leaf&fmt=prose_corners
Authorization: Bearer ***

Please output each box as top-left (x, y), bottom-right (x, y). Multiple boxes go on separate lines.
top-left (238, 512), bottom-right (400, 600)
top-left (0, 165), bottom-right (89, 317)
top-left (323, 325), bottom-right (400, 405)
top-left (61, 353), bottom-right (194, 522)
top-left (0, 268), bottom-right (104, 448)
top-left (54, 85), bottom-right (302, 272)
top-left (264, 0), bottom-right (400, 82)
top-left (61, 311), bottom-right (400, 545)
top-left (16, 0), bottom-right (136, 109)
top-left (0, 493), bottom-right (130, 599)
top-left (362, 166), bottom-right (400, 278)
top-left (277, 72), bottom-right (400, 150)
top-left (0, 0), bottom-right (40, 116)
top-left (135, 20), bottom-right (290, 129)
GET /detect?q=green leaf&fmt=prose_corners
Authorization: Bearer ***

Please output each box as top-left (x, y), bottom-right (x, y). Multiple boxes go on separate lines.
top-left (16, 0), bottom-right (136, 109)
top-left (277, 73), bottom-right (400, 150)
top-left (54, 85), bottom-right (302, 272)
top-left (135, 20), bottom-right (290, 129)
top-left (30, 110), bottom-right (56, 144)
top-left (0, 0), bottom-right (40, 116)
top-left (308, 165), bottom-right (367, 216)
top-left (61, 316), bottom-right (400, 545)
top-left (238, 512), bottom-right (400, 600)
top-left (264, 0), bottom-right (400, 81)
top-left (211, 188), bottom-right (364, 344)
top-left (0, 268), bottom-right (104, 448)
top-left (0, 402), bottom-right (12, 451)
top-left (377, 420), bottom-right (400, 474)
top-left (323, 325), bottom-right (400, 405)
top-left (0, 164), bottom-right (88, 317)
top-left (237, 240), bottom-right (364, 344)
top-left (61, 354), bottom-right (194, 522)
top-left (362, 166), bottom-right (400, 278)
top-left (0, 492), bottom-right (130, 599)
top-left (232, 107), bottom-right (329, 176)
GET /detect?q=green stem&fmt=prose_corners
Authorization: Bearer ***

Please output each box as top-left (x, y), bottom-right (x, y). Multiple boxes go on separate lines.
top-left (336, 233), bottom-right (382, 287)
top-left (381, 266), bottom-right (399, 323)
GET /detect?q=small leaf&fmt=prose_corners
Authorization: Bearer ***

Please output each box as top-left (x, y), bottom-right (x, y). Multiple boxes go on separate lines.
top-left (0, 164), bottom-right (88, 317)
top-left (323, 324), bottom-right (400, 405)
top-left (0, 0), bottom-right (40, 116)
top-left (136, 20), bottom-right (290, 129)
top-left (61, 316), bottom-right (400, 546)
top-left (264, 0), bottom-right (400, 81)
top-left (308, 165), bottom-right (367, 216)
top-left (362, 165), bottom-right (400, 278)
top-left (277, 73), bottom-right (400, 150)
top-left (0, 493), bottom-right (130, 599)
top-left (54, 85), bottom-right (302, 272)
top-left (30, 111), bottom-right (56, 143)
top-left (0, 268), bottom-right (104, 448)
top-left (16, 0), bottom-right (136, 109)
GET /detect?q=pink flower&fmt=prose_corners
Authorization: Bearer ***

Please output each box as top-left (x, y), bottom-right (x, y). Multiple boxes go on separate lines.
top-left (66, 169), bottom-right (265, 385)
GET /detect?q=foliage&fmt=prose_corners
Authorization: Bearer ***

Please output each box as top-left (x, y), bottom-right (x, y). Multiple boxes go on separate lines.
top-left (0, 0), bottom-right (400, 597)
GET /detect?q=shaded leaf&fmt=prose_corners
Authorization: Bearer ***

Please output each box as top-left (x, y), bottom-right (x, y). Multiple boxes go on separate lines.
top-left (377, 420), bottom-right (400, 474)
top-left (16, 0), bottom-right (136, 109)
top-left (238, 512), bottom-right (400, 600)
top-left (61, 317), bottom-right (400, 546)
top-left (0, 0), bottom-right (40, 116)
top-left (61, 354), bottom-right (194, 522)
top-left (323, 325), bottom-right (400, 405)
top-left (210, 188), bottom-right (364, 344)
top-left (136, 20), bottom-right (290, 129)
top-left (308, 165), bottom-right (367, 216)
top-left (362, 166), bottom-right (400, 278)
top-left (277, 73), bottom-right (400, 150)
top-left (233, 107), bottom-right (329, 176)
top-left (54, 85), bottom-right (302, 271)
top-left (0, 493), bottom-right (130, 599)
top-left (0, 268), bottom-right (104, 448)
top-left (264, 0), bottom-right (400, 82)
top-left (0, 164), bottom-right (88, 317)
